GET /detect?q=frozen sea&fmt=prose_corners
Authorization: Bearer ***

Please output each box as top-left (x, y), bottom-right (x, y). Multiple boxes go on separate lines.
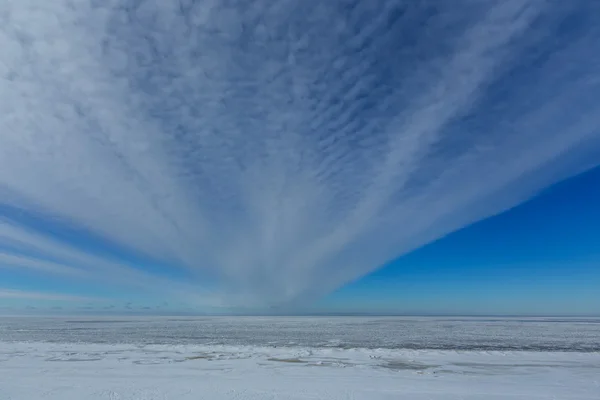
top-left (0, 316), bottom-right (599, 399)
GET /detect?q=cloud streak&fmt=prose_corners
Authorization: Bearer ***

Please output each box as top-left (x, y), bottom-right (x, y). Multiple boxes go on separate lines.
top-left (0, 288), bottom-right (101, 302)
top-left (1, 0), bottom-right (600, 307)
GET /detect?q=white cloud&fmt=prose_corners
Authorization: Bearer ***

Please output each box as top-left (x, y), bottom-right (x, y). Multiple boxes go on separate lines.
top-left (0, 288), bottom-right (100, 302)
top-left (0, 221), bottom-right (224, 307)
top-left (0, 0), bottom-right (599, 306)
top-left (0, 251), bottom-right (84, 276)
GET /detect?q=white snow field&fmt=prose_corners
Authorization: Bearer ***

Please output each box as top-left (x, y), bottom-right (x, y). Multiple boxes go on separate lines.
top-left (0, 342), bottom-right (599, 400)
top-left (1, 317), bottom-right (599, 399)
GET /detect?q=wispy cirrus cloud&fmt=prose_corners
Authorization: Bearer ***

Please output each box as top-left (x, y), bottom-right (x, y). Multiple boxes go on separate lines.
top-left (1, 0), bottom-right (599, 307)
top-left (0, 220), bottom-right (225, 307)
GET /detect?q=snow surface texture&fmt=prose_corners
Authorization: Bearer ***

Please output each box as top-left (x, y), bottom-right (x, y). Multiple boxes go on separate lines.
top-left (0, 342), bottom-right (599, 400)
top-left (1, 317), bottom-right (599, 399)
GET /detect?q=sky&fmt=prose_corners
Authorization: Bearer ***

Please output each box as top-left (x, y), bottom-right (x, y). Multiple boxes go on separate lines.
top-left (1, 0), bottom-right (599, 316)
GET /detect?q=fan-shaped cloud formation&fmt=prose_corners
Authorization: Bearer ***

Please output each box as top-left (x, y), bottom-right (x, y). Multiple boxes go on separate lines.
top-left (1, 0), bottom-right (600, 307)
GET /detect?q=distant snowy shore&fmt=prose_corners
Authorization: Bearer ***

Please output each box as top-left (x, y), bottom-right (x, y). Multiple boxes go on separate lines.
top-left (0, 342), bottom-right (598, 400)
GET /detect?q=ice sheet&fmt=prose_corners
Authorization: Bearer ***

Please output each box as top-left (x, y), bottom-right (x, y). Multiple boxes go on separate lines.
top-left (0, 342), bottom-right (598, 400)
top-left (2, 316), bottom-right (599, 351)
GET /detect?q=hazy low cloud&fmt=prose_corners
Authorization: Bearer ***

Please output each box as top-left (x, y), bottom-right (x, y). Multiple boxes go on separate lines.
top-left (0, 289), bottom-right (99, 302)
top-left (1, 0), bottom-right (599, 307)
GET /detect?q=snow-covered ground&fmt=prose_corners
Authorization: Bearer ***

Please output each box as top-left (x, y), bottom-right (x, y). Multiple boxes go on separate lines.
top-left (0, 342), bottom-right (598, 400)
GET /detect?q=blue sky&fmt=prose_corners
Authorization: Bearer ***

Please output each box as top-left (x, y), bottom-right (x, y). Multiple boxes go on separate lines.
top-left (321, 166), bottom-right (600, 316)
top-left (1, 1), bottom-right (600, 315)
